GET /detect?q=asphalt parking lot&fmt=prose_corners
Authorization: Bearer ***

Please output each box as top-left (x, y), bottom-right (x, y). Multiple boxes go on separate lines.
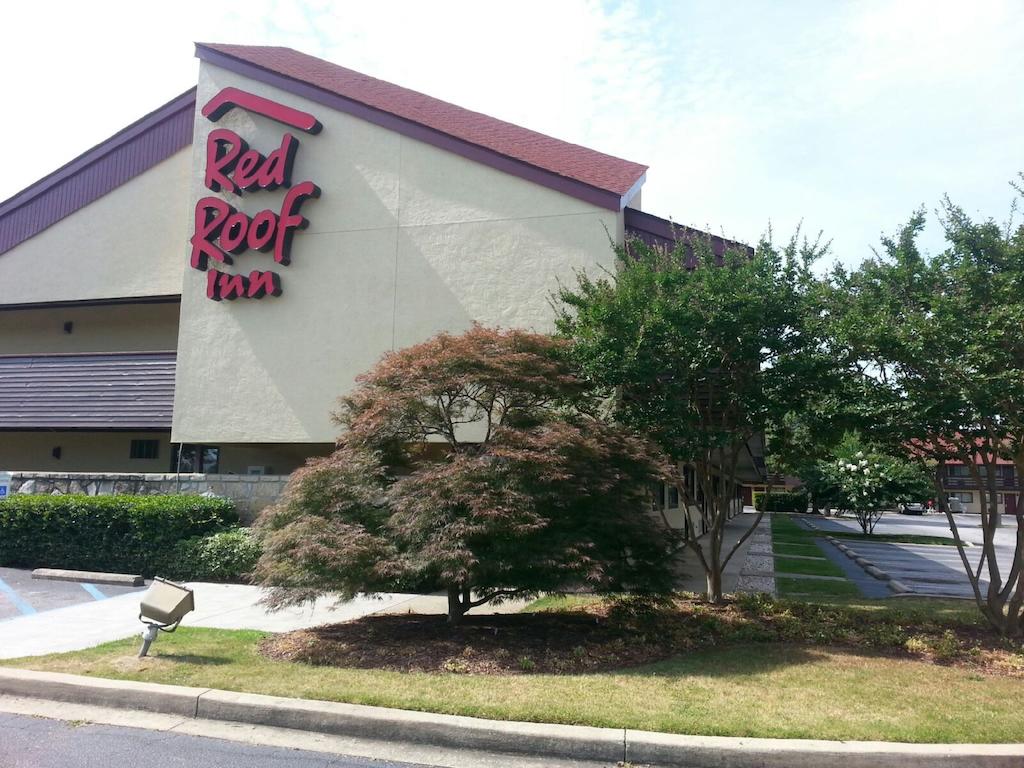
top-left (0, 567), bottom-right (146, 622)
top-left (808, 513), bottom-right (1018, 598)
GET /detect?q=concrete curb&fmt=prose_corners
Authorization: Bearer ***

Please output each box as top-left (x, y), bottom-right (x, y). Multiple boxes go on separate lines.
top-left (2, 669), bottom-right (1023, 767)
top-left (196, 688), bottom-right (622, 761)
top-left (0, 667), bottom-right (205, 717)
top-left (824, 535), bottom-right (913, 596)
top-left (624, 730), bottom-right (1024, 768)
top-left (32, 568), bottom-right (145, 587)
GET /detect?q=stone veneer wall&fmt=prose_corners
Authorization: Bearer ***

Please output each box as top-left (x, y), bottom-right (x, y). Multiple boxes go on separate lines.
top-left (8, 472), bottom-right (288, 523)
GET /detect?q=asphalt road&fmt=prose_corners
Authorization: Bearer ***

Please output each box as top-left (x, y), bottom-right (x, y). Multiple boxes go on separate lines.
top-left (0, 567), bottom-right (145, 622)
top-left (809, 514), bottom-right (1019, 598)
top-left (0, 712), bottom-right (430, 768)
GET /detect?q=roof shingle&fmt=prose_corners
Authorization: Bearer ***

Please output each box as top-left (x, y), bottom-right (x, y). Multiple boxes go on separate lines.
top-left (0, 352), bottom-right (175, 430)
top-left (196, 43), bottom-right (647, 201)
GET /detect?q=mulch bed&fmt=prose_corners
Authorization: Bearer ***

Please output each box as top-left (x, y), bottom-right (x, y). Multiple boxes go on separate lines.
top-left (259, 597), bottom-right (1024, 676)
top-left (260, 609), bottom-right (674, 674)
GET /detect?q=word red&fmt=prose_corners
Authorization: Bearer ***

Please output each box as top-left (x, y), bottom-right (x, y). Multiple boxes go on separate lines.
top-left (189, 88), bottom-right (322, 301)
top-left (205, 129), bottom-right (298, 194)
top-left (206, 269), bottom-right (282, 301)
top-left (190, 181), bottom-right (320, 271)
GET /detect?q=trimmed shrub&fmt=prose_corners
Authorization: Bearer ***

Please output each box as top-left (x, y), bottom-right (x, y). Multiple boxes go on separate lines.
top-left (163, 528), bottom-right (261, 583)
top-left (0, 494), bottom-right (237, 576)
top-left (755, 491), bottom-right (808, 514)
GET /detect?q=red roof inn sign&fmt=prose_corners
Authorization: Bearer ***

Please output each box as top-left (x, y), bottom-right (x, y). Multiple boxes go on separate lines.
top-left (189, 88), bottom-right (321, 301)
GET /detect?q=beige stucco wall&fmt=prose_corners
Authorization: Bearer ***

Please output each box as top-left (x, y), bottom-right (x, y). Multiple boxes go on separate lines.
top-left (0, 431), bottom-right (171, 473)
top-left (0, 302), bottom-right (179, 355)
top-left (0, 150), bottom-right (191, 305)
top-left (0, 433), bottom-right (329, 476)
top-left (172, 63), bottom-right (626, 444)
top-left (214, 443), bottom-right (332, 475)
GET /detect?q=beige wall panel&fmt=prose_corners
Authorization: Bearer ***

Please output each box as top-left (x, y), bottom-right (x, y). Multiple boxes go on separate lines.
top-left (0, 303), bottom-right (179, 355)
top-left (394, 212), bottom-right (618, 347)
top-left (173, 226), bottom-right (400, 443)
top-left (173, 63), bottom-right (625, 444)
top-left (397, 135), bottom-right (604, 226)
top-left (0, 151), bottom-right (191, 305)
top-left (216, 443), bottom-right (333, 475)
top-left (0, 432), bottom-right (170, 473)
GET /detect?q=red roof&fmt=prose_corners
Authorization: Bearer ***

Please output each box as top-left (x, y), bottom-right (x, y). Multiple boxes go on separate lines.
top-left (909, 437), bottom-right (1016, 465)
top-left (196, 44), bottom-right (647, 201)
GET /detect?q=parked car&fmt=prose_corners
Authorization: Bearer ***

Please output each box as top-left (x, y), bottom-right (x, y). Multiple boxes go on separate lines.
top-left (899, 502), bottom-right (927, 515)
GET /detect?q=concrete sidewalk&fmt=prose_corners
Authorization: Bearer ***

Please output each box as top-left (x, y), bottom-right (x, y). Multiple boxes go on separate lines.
top-left (674, 509), bottom-right (775, 595)
top-left (0, 583), bottom-right (521, 660)
top-left (0, 578), bottom-right (532, 660)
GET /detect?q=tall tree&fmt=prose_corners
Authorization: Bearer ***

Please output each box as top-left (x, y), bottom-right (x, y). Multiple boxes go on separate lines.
top-left (832, 184), bottom-right (1024, 636)
top-left (255, 326), bottom-right (676, 624)
top-left (556, 231), bottom-right (831, 602)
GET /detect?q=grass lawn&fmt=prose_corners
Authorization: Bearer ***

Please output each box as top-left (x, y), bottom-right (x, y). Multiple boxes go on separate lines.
top-left (777, 576), bottom-right (861, 598)
top-left (771, 514), bottom-right (812, 537)
top-left (770, 515), bottom-right (862, 596)
top-left (827, 531), bottom-right (960, 547)
top-left (773, 556), bottom-right (845, 578)
top-left (773, 542), bottom-right (826, 558)
top-left (5, 626), bottom-right (1023, 743)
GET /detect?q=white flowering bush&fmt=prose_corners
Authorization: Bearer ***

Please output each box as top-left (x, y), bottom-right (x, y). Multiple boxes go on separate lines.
top-left (818, 440), bottom-right (931, 534)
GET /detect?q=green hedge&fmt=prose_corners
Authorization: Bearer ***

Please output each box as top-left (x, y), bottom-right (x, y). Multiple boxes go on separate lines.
top-left (754, 490), bottom-right (809, 514)
top-left (0, 495), bottom-right (237, 576)
top-left (162, 528), bottom-right (261, 583)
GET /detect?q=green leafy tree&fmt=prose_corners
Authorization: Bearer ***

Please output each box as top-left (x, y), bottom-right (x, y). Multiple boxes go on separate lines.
top-left (817, 435), bottom-right (931, 533)
top-left (832, 180), bottom-right (1024, 635)
top-left (556, 231), bottom-right (831, 602)
top-left (254, 326), bottom-right (676, 624)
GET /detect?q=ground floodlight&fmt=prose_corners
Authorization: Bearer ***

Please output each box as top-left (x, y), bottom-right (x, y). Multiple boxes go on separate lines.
top-left (138, 577), bottom-right (195, 657)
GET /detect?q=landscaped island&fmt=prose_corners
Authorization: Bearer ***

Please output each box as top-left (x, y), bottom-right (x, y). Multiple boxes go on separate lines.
top-left (5, 590), bottom-right (1022, 744)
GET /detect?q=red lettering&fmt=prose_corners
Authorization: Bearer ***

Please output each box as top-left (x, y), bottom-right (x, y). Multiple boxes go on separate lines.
top-left (190, 197), bottom-right (234, 270)
top-left (220, 212), bottom-right (251, 254)
top-left (273, 181), bottom-right (321, 265)
top-left (248, 210), bottom-right (277, 251)
top-left (234, 149), bottom-right (264, 191)
top-left (257, 134), bottom-right (298, 190)
top-left (206, 270), bottom-right (220, 300)
top-left (193, 98), bottom-right (320, 301)
top-left (205, 269), bottom-right (282, 300)
top-left (205, 130), bottom-right (299, 195)
top-left (247, 270), bottom-right (282, 298)
top-left (218, 272), bottom-right (248, 300)
top-left (204, 129), bottom-right (246, 194)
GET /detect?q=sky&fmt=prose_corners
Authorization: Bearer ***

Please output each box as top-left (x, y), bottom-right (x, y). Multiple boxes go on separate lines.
top-left (1, 0), bottom-right (1022, 269)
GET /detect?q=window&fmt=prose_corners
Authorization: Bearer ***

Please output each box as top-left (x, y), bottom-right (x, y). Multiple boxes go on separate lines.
top-left (171, 444), bottom-right (220, 474)
top-left (667, 485), bottom-right (680, 509)
top-left (650, 483), bottom-right (665, 511)
top-left (948, 492), bottom-right (973, 503)
top-left (129, 439), bottom-right (160, 460)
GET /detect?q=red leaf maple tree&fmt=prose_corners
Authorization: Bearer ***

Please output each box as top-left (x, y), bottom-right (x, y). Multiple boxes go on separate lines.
top-left (255, 325), bottom-right (676, 623)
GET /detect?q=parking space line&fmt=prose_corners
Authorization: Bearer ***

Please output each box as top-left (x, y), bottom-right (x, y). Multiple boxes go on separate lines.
top-left (80, 584), bottom-right (107, 601)
top-left (0, 576), bottom-right (36, 616)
